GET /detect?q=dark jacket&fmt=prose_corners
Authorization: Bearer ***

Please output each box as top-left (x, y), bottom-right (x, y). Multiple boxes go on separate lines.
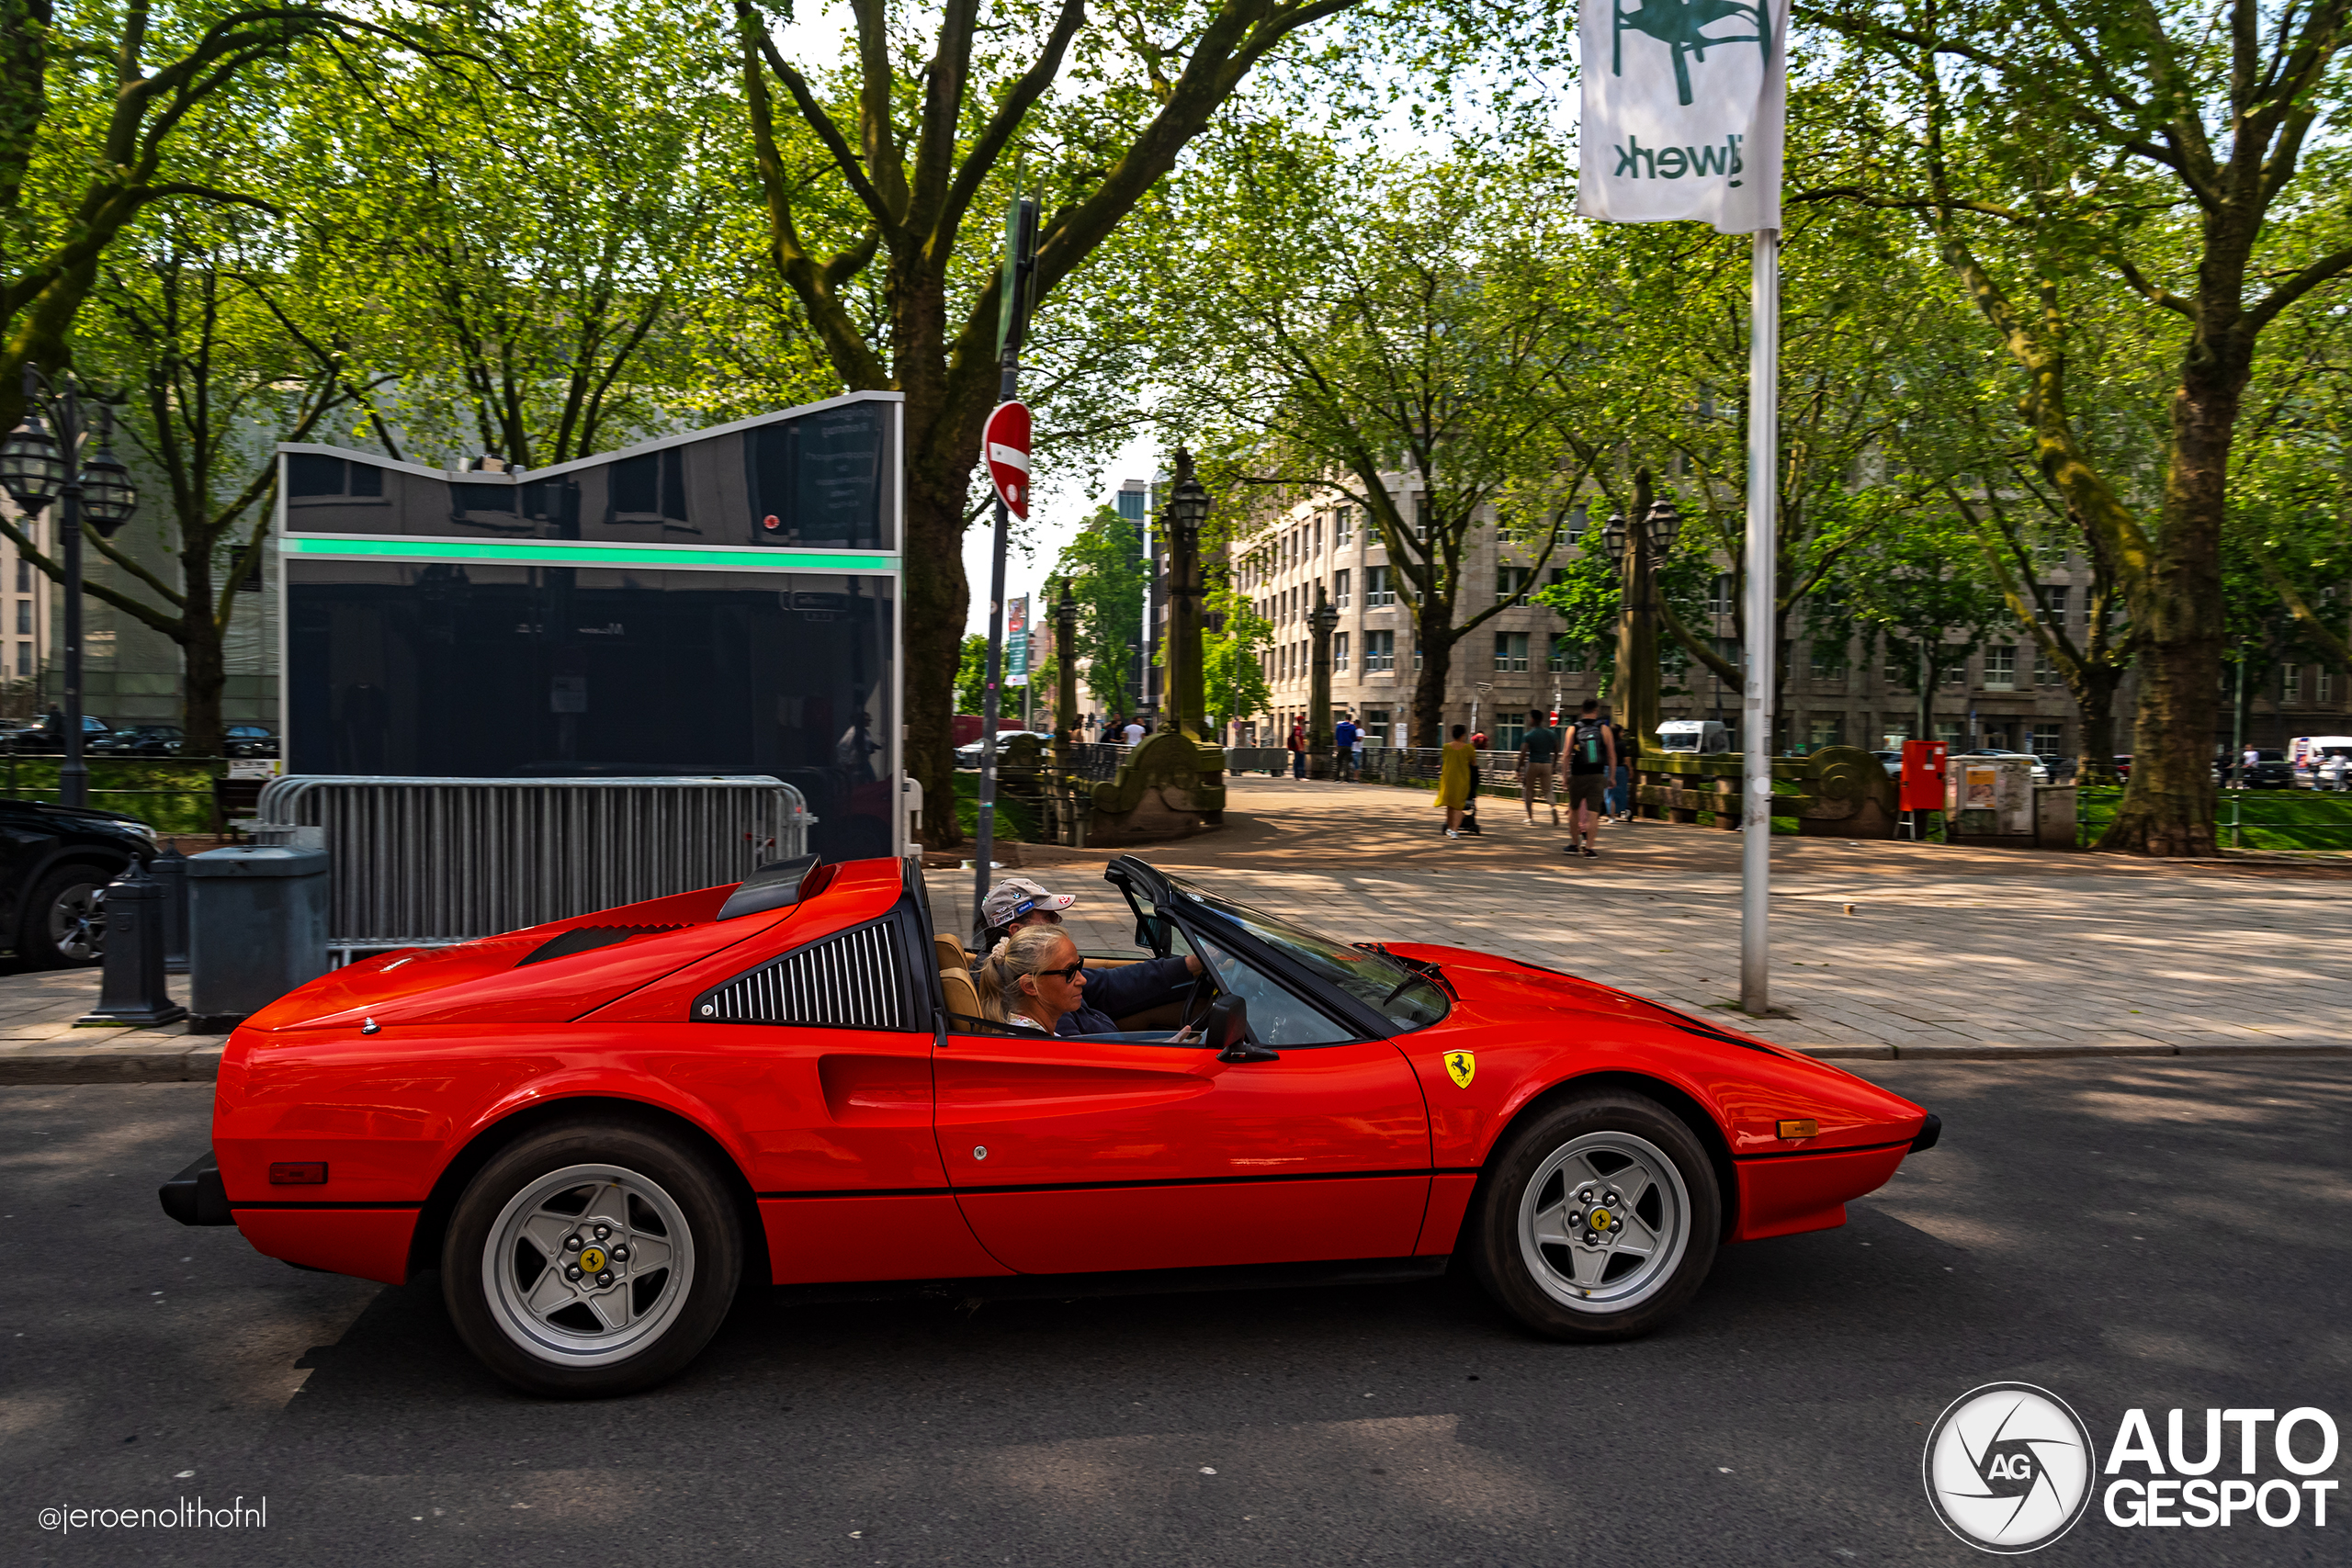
top-left (1054, 953), bottom-right (1196, 1036)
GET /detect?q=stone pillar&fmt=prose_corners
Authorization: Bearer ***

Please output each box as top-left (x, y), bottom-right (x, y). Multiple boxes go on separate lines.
top-left (1307, 583), bottom-right (1338, 779)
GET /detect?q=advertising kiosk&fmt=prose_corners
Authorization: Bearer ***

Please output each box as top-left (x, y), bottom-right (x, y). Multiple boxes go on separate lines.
top-left (275, 392), bottom-right (904, 862)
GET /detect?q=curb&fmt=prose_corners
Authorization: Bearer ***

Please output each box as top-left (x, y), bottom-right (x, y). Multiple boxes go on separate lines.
top-left (1793, 1042), bottom-right (2352, 1062)
top-left (0, 1046), bottom-right (224, 1085)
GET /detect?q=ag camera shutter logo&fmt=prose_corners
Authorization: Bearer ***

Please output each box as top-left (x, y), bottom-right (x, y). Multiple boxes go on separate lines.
top-left (1923, 1382), bottom-right (2096, 1553)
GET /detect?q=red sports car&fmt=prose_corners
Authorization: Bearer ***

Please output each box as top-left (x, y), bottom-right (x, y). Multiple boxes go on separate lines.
top-left (161, 853), bottom-right (1939, 1397)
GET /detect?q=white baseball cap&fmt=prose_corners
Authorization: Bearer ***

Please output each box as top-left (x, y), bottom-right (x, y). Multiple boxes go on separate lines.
top-left (982, 877), bottom-right (1077, 929)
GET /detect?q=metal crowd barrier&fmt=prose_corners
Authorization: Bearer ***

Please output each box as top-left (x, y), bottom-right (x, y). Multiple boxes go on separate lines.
top-left (254, 775), bottom-right (812, 958)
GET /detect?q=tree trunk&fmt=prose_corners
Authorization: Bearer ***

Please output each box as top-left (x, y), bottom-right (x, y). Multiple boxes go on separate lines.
top-left (1411, 608), bottom-right (1457, 748)
top-left (2099, 336), bottom-right (2245, 854)
top-left (180, 614), bottom-right (225, 761)
top-left (2071, 663), bottom-right (2123, 786)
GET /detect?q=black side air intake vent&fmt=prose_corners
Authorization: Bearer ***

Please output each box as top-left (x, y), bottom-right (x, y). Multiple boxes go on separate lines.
top-left (694, 919), bottom-right (911, 1030)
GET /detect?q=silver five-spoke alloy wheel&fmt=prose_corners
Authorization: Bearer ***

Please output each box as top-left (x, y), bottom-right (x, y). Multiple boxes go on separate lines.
top-left (1516, 1131), bottom-right (1690, 1313)
top-left (482, 1163), bottom-right (695, 1369)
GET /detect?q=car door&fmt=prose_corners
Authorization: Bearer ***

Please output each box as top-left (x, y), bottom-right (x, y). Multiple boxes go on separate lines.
top-left (935, 931), bottom-right (1431, 1275)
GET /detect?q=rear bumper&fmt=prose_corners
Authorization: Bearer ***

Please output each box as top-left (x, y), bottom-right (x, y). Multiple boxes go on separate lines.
top-left (1911, 1112), bottom-right (1942, 1152)
top-left (159, 1151), bottom-right (233, 1226)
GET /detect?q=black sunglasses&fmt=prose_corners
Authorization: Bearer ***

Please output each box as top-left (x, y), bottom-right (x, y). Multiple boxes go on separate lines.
top-left (1036, 958), bottom-right (1087, 983)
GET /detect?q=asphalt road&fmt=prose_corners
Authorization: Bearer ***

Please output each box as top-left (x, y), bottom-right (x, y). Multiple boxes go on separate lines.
top-left (6, 1059), bottom-right (2347, 1567)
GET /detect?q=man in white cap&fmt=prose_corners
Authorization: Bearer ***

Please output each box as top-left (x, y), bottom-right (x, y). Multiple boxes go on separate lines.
top-left (978, 876), bottom-right (1078, 950)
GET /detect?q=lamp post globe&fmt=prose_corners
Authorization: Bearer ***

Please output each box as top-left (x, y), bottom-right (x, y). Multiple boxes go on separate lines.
top-left (78, 410), bottom-right (138, 535)
top-left (1600, 512), bottom-right (1629, 569)
top-left (0, 410), bottom-right (66, 512)
top-left (1645, 499), bottom-right (1682, 558)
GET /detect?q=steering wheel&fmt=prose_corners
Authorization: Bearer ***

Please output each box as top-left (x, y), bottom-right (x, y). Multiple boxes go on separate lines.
top-left (1177, 972), bottom-right (1218, 1031)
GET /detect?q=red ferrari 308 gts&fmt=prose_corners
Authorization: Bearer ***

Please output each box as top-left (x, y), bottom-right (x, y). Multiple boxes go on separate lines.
top-left (161, 853), bottom-right (1939, 1397)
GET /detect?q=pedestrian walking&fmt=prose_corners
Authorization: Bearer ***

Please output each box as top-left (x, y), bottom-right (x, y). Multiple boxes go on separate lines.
top-left (1599, 702), bottom-right (1632, 820)
top-left (1519, 713), bottom-right (1561, 824)
top-left (1124, 715), bottom-right (1146, 746)
top-left (1434, 724), bottom-right (1477, 839)
top-left (1287, 719), bottom-right (1307, 779)
top-left (1563, 698), bottom-right (1616, 858)
top-left (1334, 713), bottom-right (1360, 781)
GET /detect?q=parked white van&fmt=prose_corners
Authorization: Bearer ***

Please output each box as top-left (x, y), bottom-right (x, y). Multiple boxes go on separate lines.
top-left (2290, 735), bottom-right (2352, 790)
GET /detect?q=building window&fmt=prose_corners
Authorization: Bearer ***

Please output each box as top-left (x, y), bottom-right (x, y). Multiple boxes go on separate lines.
top-left (1807, 716), bottom-right (1843, 750)
top-left (1334, 569), bottom-right (1351, 610)
top-left (1549, 635), bottom-right (1586, 673)
top-left (2284, 664), bottom-right (2302, 702)
top-left (1496, 712), bottom-right (1527, 751)
top-left (2034, 647), bottom-right (2060, 686)
top-left (1334, 631), bottom-right (1350, 673)
top-left (1364, 630), bottom-right (1396, 671)
top-left (2037, 585), bottom-right (2069, 626)
top-left (1494, 631), bottom-right (1529, 672)
top-left (1984, 646), bottom-right (2016, 690)
top-left (1497, 564), bottom-right (1534, 605)
top-left (1709, 573), bottom-right (1734, 617)
top-left (1413, 641), bottom-right (1423, 671)
top-left (13, 600), bottom-right (28, 636)
top-left (1883, 717), bottom-right (1910, 745)
top-left (1335, 507), bottom-right (1354, 548)
top-left (1810, 645), bottom-right (1844, 681)
top-left (1367, 565), bottom-right (1396, 607)
top-left (14, 559), bottom-right (28, 592)
top-left (2323, 668), bottom-right (2337, 705)
top-left (1936, 721), bottom-right (1963, 746)
top-left (1311, 520), bottom-right (1322, 557)
top-left (13, 641), bottom-right (27, 678)
top-left (1363, 706), bottom-right (1390, 742)
top-left (2030, 723), bottom-right (2063, 755)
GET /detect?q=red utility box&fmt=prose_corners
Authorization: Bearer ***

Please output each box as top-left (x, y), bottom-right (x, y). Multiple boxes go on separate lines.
top-left (1900, 740), bottom-right (1949, 812)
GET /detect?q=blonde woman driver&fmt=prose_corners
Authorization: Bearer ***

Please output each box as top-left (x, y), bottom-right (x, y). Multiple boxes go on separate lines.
top-left (973, 924), bottom-right (1204, 1037)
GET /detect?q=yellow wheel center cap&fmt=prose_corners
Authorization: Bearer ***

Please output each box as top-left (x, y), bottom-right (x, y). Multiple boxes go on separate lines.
top-left (1589, 1210), bottom-right (1612, 1233)
top-left (578, 1246), bottom-right (607, 1273)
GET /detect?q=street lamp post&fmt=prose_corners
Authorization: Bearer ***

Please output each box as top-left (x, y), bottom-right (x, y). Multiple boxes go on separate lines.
top-left (1161, 450), bottom-right (1211, 740)
top-left (1306, 585), bottom-right (1339, 777)
top-left (1, 368), bottom-right (139, 808)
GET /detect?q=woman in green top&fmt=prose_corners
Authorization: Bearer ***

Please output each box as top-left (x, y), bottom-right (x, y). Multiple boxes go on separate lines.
top-left (1432, 724), bottom-right (1476, 840)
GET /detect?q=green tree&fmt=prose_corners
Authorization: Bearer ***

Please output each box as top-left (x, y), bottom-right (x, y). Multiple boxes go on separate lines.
top-left (724, 0), bottom-right (1489, 841)
top-left (1808, 0), bottom-right (2352, 852)
top-left (1146, 140), bottom-right (1595, 747)
top-left (1202, 586), bottom-right (1272, 732)
top-left (1841, 522), bottom-right (2007, 750)
top-left (1054, 505), bottom-right (1147, 714)
top-left (955, 633), bottom-right (989, 715)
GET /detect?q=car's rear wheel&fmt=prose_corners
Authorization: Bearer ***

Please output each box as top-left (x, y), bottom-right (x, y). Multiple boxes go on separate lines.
top-left (443, 1121), bottom-right (742, 1397)
top-left (20, 866), bottom-right (110, 967)
top-left (1470, 1093), bottom-right (1720, 1341)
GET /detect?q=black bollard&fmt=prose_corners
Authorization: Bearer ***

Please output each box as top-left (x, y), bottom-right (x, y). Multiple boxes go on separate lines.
top-left (75, 862), bottom-right (189, 1029)
top-left (152, 841), bottom-right (190, 973)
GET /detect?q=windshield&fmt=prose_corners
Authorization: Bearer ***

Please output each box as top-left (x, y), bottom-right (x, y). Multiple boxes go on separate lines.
top-left (1161, 873), bottom-right (1449, 1030)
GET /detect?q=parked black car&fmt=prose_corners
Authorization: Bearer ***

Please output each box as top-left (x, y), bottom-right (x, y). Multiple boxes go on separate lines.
top-left (224, 725), bottom-right (278, 758)
top-left (4, 714), bottom-right (112, 754)
top-left (0, 796), bottom-right (157, 966)
top-left (89, 723), bottom-right (183, 756)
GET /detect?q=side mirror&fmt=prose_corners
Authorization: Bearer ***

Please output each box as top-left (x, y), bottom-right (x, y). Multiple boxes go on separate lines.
top-left (1208, 994), bottom-right (1277, 1063)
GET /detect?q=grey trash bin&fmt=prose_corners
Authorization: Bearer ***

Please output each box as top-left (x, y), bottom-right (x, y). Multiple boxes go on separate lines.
top-left (188, 846), bottom-right (331, 1032)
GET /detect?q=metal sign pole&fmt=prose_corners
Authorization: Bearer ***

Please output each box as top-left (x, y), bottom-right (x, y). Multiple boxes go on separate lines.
top-left (1739, 229), bottom-right (1781, 1015)
top-left (975, 196), bottom-right (1037, 939)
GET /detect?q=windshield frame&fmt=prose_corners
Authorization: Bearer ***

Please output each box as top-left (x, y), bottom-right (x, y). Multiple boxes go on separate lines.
top-left (1102, 856), bottom-right (1449, 1041)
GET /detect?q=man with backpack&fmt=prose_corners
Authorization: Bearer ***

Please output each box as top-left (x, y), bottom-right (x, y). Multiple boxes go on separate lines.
top-left (1564, 698), bottom-right (1616, 858)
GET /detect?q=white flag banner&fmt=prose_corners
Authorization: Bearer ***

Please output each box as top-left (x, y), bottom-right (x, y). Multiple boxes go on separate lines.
top-left (1577, 0), bottom-right (1786, 234)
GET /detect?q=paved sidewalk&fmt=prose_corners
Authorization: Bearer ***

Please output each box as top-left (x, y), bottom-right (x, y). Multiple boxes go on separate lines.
top-left (939, 777), bottom-right (2352, 1059)
top-left (12, 773), bottom-right (2344, 1082)
top-left (0, 967), bottom-right (226, 1083)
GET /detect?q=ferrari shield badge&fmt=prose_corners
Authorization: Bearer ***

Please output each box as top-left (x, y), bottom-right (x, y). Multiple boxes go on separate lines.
top-left (1444, 1051), bottom-right (1476, 1089)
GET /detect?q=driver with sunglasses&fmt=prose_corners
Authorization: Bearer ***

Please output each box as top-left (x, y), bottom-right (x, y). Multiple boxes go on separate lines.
top-left (980, 878), bottom-right (1203, 1035)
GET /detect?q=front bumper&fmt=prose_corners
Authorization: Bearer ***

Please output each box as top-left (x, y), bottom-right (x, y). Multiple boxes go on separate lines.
top-left (159, 1151), bottom-right (233, 1225)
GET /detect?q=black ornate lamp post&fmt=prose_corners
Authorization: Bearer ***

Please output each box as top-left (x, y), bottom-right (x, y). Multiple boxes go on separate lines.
top-left (1, 369), bottom-right (138, 808)
top-left (1306, 584), bottom-right (1339, 777)
top-left (1054, 581), bottom-right (1080, 767)
top-left (1161, 449), bottom-right (1211, 739)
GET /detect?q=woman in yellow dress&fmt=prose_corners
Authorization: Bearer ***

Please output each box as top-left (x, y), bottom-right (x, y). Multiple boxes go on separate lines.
top-left (1433, 724), bottom-right (1476, 839)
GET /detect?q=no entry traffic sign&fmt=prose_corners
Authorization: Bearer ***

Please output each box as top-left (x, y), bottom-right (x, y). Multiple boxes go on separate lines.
top-left (983, 400), bottom-right (1031, 520)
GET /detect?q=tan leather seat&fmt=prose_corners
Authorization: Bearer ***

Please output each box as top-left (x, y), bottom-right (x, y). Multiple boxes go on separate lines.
top-left (940, 966), bottom-right (985, 1021)
top-left (933, 933), bottom-right (969, 974)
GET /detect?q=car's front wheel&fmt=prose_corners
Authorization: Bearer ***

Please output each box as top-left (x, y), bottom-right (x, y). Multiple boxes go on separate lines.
top-left (1469, 1092), bottom-right (1721, 1341)
top-left (20, 865), bottom-right (111, 967)
top-left (443, 1120), bottom-right (743, 1397)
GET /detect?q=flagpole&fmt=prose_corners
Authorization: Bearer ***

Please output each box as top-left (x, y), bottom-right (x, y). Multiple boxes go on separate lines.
top-left (1739, 227), bottom-right (1780, 1014)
